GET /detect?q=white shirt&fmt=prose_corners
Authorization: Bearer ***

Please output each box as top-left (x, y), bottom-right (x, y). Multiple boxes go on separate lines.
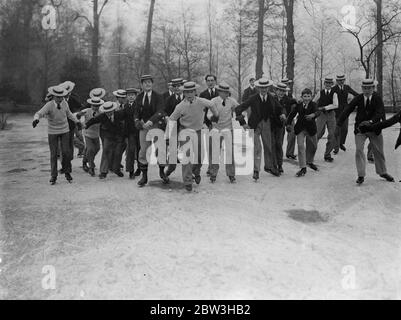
top-left (259, 94), bottom-right (268, 102)
top-left (142, 90), bottom-right (152, 105)
top-left (209, 88), bottom-right (216, 96)
top-left (312, 89), bottom-right (339, 111)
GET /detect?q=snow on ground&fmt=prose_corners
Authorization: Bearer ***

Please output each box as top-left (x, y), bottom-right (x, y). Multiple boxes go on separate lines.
top-left (0, 113), bottom-right (400, 300)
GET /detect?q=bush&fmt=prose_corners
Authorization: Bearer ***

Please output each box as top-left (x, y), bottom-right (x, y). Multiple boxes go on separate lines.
top-left (0, 79), bottom-right (31, 104)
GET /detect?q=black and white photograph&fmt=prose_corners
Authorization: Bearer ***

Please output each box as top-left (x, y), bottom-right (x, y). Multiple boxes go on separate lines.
top-left (0, 0), bottom-right (401, 303)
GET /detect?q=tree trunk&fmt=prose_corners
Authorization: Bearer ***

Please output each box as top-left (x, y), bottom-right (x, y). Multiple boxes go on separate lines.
top-left (376, 0), bottom-right (383, 97)
top-left (284, 0), bottom-right (295, 92)
top-left (92, 0), bottom-right (99, 78)
top-left (144, 0), bottom-right (156, 74)
top-left (207, 0), bottom-right (213, 74)
top-left (255, 0), bottom-right (265, 79)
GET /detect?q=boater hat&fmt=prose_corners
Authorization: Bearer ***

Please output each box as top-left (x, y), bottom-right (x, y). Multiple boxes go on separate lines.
top-left (255, 78), bottom-right (274, 88)
top-left (100, 101), bottom-right (118, 113)
top-left (336, 75), bottom-right (346, 81)
top-left (280, 78), bottom-right (293, 85)
top-left (87, 97), bottom-right (104, 106)
top-left (324, 77), bottom-right (335, 84)
top-left (141, 74), bottom-right (154, 82)
top-left (126, 88), bottom-right (140, 94)
top-left (48, 85), bottom-right (68, 97)
top-left (171, 78), bottom-right (185, 86)
top-left (113, 89), bottom-right (127, 98)
top-left (361, 79), bottom-right (377, 87)
top-left (60, 81), bottom-right (75, 93)
top-left (274, 82), bottom-right (291, 91)
top-left (216, 82), bottom-right (231, 92)
top-left (179, 81), bottom-right (200, 92)
top-left (90, 88), bottom-right (106, 99)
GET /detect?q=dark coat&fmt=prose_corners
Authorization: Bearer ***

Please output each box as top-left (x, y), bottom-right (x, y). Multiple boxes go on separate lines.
top-left (115, 102), bottom-right (139, 136)
top-left (86, 112), bottom-right (125, 139)
top-left (337, 92), bottom-right (385, 135)
top-left (134, 91), bottom-right (165, 127)
top-left (278, 95), bottom-right (297, 116)
top-left (242, 86), bottom-right (258, 103)
top-left (163, 91), bottom-right (173, 102)
top-left (363, 111), bottom-right (401, 149)
top-left (66, 95), bottom-right (83, 130)
top-left (164, 94), bottom-right (183, 116)
top-left (286, 101), bottom-right (321, 136)
top-left (235, 93), bottom-right (285, 130)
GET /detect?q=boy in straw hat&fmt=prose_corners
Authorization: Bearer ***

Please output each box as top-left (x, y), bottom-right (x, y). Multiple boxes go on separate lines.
top-left (332, 75), bottom-right (359, 154)
top-left (134, 75), bottom-right (166, 187)
top-left (75, 97), bottom-right (104, 176)
top-left (235, 78), bottom-right (286, 181)
top-left (85, 101), bottom-right (125, 179)
top-left (208, 82), bottom-right (239, 183)
top-left (313, 77), bottom-right (339, 163)
top-left (167, 81), bottom-right (219, 192)
top-left (112, 89), bottom-right (128, 177)
top-left (33, 85), bottom-right (81, 185)
top-left (115, 87), bottom-right (141, 179)
top-left (336, 79), bottom-right (394, 185)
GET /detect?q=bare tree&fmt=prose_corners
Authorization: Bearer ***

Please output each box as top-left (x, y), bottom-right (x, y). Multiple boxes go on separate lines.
top-left (144, 0), bottom-right (156, 74)
top-left (283, 0), bottom-right (295, 91)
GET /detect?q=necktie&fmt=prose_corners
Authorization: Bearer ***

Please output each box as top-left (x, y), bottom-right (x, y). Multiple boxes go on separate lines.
top-left (93, 111), bottom-right (96, 117)
top-left (56, 103), bottom-right (61, 110)
top-left (176, 95), bottom-right (181, 103)
top-left (366, 97), bottom-right (370, 109)
top-left (222, 99), bottom-right (226, 107)
top-left (144, 94), bottom-right (150, 108)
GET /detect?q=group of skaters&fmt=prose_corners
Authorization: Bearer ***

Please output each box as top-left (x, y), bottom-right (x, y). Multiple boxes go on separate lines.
top-left (32, 74), bottom-right (401, 191)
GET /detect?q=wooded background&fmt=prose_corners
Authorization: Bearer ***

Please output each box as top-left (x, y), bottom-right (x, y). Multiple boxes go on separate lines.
top-left (0, 0), bottom-right (400, 109)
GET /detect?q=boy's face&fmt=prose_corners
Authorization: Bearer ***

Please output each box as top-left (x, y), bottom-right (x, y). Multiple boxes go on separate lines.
top-left (218, 91), bottom-right (229, 100)
top-left (142, 80), bottom-right (153, 92)
top-left (258, 87), bottom-right (268, 96)
top-left (55, 96), bottom-right (64, 104)
top-left (362, 86), bottom-right (374, 96)
top-left (276, 89), bottom-right (286, 99)
top-left (324, 82), bottom-right (333, 90)
top-left (172, 84), bottom-right (181, 94)
top-left (302, 94), bottom-right (312, 104)
top-left (250, 79), bottom-right (255, 86)
top-left (337, 80), bottom-right (345, 86)
top-left (184, 90), bottom-right (196, 100)
top-left (127, 93), bottom-right (137, 102)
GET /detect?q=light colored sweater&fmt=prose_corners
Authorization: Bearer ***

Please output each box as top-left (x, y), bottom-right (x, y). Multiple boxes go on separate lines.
top-left (210, 96), bottom-right (238, 130)
top-left (34, 100), bottom-right (78, 135)
top-left (78, 108), bottom-right (100, 139)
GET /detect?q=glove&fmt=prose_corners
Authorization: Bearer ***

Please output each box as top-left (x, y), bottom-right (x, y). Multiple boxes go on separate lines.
top-left (286, 125), bottom-right (292, 133)
top-left (32, 119), bottom-right (39, 128)
top-left (210, 115), bottom-right (219, 123)
top-left (395, 131), bottom-right (401, 150)
top-left (135, 120), bottom-right (144, 130)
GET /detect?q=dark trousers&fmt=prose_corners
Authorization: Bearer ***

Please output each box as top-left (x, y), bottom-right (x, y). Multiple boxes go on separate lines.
top-left (125, 133), bottom-right (139, 173)
top-left (112, 135), bottom-right (127, 172)
top-left (100, 135), bottom-right (118, 175)
top-left (286, 121), bottom-right (296, 157)
top-left (83, 136), bottom-right (100, 169)
top-left (68, 129), bottom-right (75, 160)
top-left (273, 126), bottom-right (285, 167)
top-left (48, 133), bottom-right (71, 178)
top-left (74, 128), bottom-right (85, 155)
top-left (335, 117), bottom-right (349, 150)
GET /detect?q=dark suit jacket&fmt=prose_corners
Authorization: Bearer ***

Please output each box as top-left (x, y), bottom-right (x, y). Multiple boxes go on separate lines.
top-left (86, 113), bottom-right (125, 139)
top-left (242, 86), bottom-right (258, 103)
top-left (66, 95), bottom-right (83, 130)
top-left (286, 101), bottom-right (321, 136)
top-left (235, 94), bottom-right (285, 130)
top-left (134, 91), bottom-right (165, 127)
top-left (278, 95), bottom-right (297, 116)
top-left (337, 92), bottom-right (385, 135)
top-left (364, 110), bottom-right (401, 131)
top-left (115, 102), bottom-right (138, 136)
top-left (163, 91), bottom-right (173, 102)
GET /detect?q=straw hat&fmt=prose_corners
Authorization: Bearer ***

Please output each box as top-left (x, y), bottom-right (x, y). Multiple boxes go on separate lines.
top-left (274, 82), bottom-right (291, 91)
top-left (100, 101), bottom-right (118, 113)
top-left (48, 85), bottom-right (68, 97)
top-left (361, 79), bottom-right (377, 87)
top-left (255, 78), bottom-right (274, 88)
top-left (90, 88), bottom-right (106, 99)
top-left (87, 97), bottom-right (104, 106)
top-left (216, 82), bottom-right (231, 92)
top-left (179, 81), bottom-right (200, 92)
top-left (113, 89), bottom-right (127, 98)
top-left (60, 81), bottom-right (75, 93)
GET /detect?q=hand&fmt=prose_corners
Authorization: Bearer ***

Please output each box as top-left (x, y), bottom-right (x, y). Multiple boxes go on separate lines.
top-left (280, 114), bottom-right (287, 123)
top-left (359, 121), bottom-right (371, 128)
top-left (286, 125), bottom-right (293, 133)
top-left (305, 114), bottom-right (315, 121)
top-left (135, 120), bottom-right (144, 130)
top-left (32, 119), bottom-right (39, 128)
top-left (76, 113), bottom-right (82, 120)
top-left (242, 124), bottom-right (251, 130)
top-left (143, 120), bottom-right (153, 130)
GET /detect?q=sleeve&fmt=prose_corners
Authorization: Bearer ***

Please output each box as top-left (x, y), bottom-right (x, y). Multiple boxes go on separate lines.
top-left (337, 96), bottom-right (358, 126)
top-left (286, 106), bottom-right (298, 125)
top-left (369, 111), bottom-right (401, 131)
top-left (86, 114), bottom-right (103, 128)
top-left (203, 98), bottom-right (218, 117)
top-left (312, 102), bottom-right (322, 118)
top-left (169, 104), bottom-right (182, 122)
top-left (347, 85), bottom-right (359, 97)
top-left (242, 88), bottom-right (249, 103)
top-left (34, 103), bottom-right (50, 120)
top-left (66, 105), bottom-right (79, 123)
